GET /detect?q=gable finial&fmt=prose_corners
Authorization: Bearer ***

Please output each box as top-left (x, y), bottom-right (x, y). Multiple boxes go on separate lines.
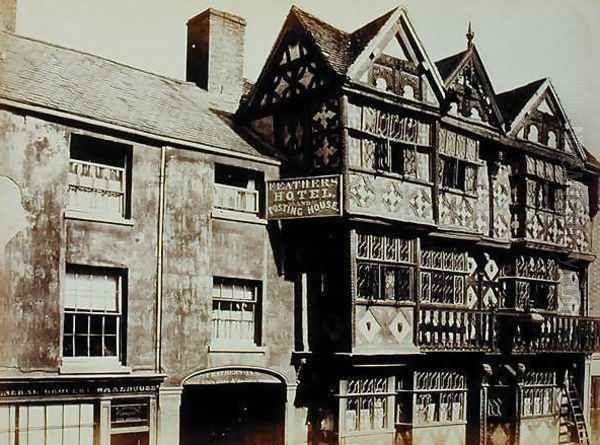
top-left (466, 22), bottom-right (474, 48)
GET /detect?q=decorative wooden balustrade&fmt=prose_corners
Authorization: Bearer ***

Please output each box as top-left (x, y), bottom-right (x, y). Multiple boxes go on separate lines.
top-left (416, 306), bottom-right (497, 352)
top-left (512, 313), bottom-right (600, 353)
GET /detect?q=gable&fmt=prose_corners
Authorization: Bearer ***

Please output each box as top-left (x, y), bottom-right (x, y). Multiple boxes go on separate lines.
top-left (245, 15), bottom-right (335, 114)
top-left (444, 48), bottom-right (504, 127)
top-left (512, 84), bottom-right (583, 158)
top-left (348, 9), bottom-right (445, 107)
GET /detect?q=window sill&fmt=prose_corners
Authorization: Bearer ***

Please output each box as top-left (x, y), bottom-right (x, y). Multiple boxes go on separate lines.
top-left (211, 208), bottom-right (267, 225)
top-left (439, 187), bottom-right (478, 199)
top-left (348, 167), bottom-right (433, 187)
top-left (208, 344), bottom-right (268, 354)
top-left (64, 209), bottom-right (135, 226)
top-left (59, 357), bottom-right (131, 375)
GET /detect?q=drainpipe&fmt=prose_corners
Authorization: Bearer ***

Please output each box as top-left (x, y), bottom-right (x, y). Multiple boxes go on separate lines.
top-left (155, 146), bottom-right (167, 372)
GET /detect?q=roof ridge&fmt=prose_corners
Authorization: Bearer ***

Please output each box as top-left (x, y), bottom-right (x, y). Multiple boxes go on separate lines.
top-left (435, 49), bottom-right (468, 65)
top-left (497, 77), bottom-right (547, 97)
top-left (290, 5), bottom-right (349, 36)
top-left (0, 30), bottom-right (198, 89)
top-left (350, 6), bottom-right (399, 35)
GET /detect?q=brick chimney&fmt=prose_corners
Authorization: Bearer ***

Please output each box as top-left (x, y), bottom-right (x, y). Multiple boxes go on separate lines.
top-left (0, 0), bottom-right (17, 32)
top-left (186, 8), bottom-right (246, 112)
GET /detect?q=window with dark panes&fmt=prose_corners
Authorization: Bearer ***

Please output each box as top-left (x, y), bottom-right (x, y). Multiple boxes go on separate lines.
top-left (63, 265), bottom-right (125, 361)
top-left (356, 232), bottom-right (415, 302)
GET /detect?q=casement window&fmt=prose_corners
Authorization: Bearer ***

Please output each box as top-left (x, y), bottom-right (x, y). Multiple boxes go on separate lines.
top-left (500, 255), bottom-right (559, 312)
top-left (520, 371), bottom-right (557, 417)
top-left (68, 134), bottom-right (131, 219)
top-left (110, 399), bottom-right (150, 445)
top-left (211, 277), bottom-right (261, 346)
top-left (342, 377), bottom-right (393, 432)
top-left (0, 403), bottom-right (95, 445)
top-left (396, 370), bottom-right (467, 426)
top-left (361, 138), bottom-right (431, 182)
top-left (438, 128), bottom-right (479, 193)
top-left (356, 232), bottom-right (416, 302)
top-left (214, 164), bottom-right (262, 214)
top-left (63, 266), bottom-right (124, 361)
top-left (439, 156), bottom-right (478, 193)
top-left (420, 249), bottom-right (469, 305)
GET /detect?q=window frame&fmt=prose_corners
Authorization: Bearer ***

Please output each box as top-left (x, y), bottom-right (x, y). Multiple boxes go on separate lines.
top-left (62, 265), bottom-right (127, 365)
top-left (211, 277), bottom-right (262, 347)
top-left (67, 133), bottom-right (132, 221)
top-left (213, 164), bottom-right (262, 215)
top-left (340, 377), bottom-right (395, 433)
top-left (396, 370), bottom-right (467, 427)
top-left (355, 233), bottom-right (416, 303)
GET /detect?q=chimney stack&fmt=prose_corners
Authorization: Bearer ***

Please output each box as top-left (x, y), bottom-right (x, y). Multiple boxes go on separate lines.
top-left (0, 0), bottom-right (16, 32)
top-left (186, 8), bottom-right (246, 112)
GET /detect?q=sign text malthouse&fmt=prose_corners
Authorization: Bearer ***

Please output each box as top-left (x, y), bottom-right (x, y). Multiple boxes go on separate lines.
top-left (267, 175), bottom-right (342, 219)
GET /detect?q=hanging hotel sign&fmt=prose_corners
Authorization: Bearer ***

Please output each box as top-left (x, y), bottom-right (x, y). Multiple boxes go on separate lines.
top-left (267, 175), bottom-right (342, 219)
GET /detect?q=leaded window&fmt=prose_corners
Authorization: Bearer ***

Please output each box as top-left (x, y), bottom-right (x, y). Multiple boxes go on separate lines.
top-left (397, 371), bottom-right (466, 426)
top-left (420, 249), bottom-right (468, 305)
top-left (347, 109), bottom-right (432, 182)
top-left (520, 371), bottom-right (557, 417)
top-left (63, 266), bottom-right (123, 359)
top-left (343, 377), bottom-right (392, 432)
top-left (500, 255), bottom-right (559, 311)
top-left (438, 128), bottom-right (479, 193)
top-left (356, 233), bottom-right (415, 302)
top-left (212, 277), bottom-right (261, 346)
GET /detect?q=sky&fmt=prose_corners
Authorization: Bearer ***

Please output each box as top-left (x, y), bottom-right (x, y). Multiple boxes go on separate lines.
top-left (15, 0), bottom-right (600, 156)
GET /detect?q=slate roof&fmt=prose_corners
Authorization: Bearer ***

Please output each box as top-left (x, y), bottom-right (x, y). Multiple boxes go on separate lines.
top-left (290, 6), bottom-right (351, 76)
top-left (289, 6), bottom-right (398, 77)
top-left (0, 31), bottom-right (274, 160)
top-left (496, 78), bottom-right (546, 123)
top-left (435, 50), bottom-right (467, 82)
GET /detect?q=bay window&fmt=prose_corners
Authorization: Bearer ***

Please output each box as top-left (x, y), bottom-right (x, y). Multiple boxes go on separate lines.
top-left (356, 232), bottom-right (415, 302)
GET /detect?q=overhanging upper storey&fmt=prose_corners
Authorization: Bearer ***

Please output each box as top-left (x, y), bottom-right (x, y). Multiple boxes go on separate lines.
top-left (497, 78), bottom-right (586, 161)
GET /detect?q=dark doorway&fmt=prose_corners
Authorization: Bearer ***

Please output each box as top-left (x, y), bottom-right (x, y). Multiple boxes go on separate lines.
top-left (180, 383), bottom-right (285, 445)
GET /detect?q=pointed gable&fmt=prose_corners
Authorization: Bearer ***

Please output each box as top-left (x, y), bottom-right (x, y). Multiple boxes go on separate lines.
top-left (245, 7), bottom-right (346, 113)
top-left (435, 44), bottom-right (504, 128)
top-left (497, 78), bottom-right (585, 159)
top-left (346, 7), bottom-right (446, 106)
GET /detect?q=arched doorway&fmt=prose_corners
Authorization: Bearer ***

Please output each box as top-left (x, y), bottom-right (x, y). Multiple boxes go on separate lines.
top-left (180, 367), bottom-right (287, 445)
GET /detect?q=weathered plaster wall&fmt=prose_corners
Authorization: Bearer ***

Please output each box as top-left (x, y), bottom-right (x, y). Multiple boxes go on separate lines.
top-left (160, 150), bottom-right (213, 383)
top-left (0, 110), bottom-right (68, 371)
top-left (160, 150), bottom-right (296, 384)
top-left (65, 140), bottom-right (161, 370)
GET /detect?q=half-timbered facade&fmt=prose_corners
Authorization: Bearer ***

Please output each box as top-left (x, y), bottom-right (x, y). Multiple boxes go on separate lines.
top-left (238, 6), bottom-right (600, 445)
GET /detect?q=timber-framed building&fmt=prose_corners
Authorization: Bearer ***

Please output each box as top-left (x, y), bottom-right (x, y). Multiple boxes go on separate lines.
top-left (1, 2), bottom-right (600, 445)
